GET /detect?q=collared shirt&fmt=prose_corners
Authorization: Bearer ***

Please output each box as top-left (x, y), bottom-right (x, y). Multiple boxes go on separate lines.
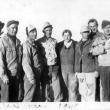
top-left (37, 36), bottom-right (57, 66)
top-left (64, 40), bottom-right (72, 48)
top-left (0, 34), bottom-right (21, 78)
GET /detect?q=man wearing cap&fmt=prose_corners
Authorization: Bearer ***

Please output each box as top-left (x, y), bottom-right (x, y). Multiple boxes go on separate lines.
top-left (75, 26), bottom-right (98, 101)
top-left (90, 20), bottom-right (110, 101)
top-left (0, 20), bottom-right (22, 102)
top-left (37, 22), bottom-right (62, 101)
top-left (22, 25), bottom-right (43, 102)
top-left (57, 29), bottom-right (78, 101)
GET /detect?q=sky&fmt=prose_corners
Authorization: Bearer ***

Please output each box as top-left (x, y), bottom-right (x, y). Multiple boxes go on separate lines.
top-left (0, 0), bottom-right (110, 42)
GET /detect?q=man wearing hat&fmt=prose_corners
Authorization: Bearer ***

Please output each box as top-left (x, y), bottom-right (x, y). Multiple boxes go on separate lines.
top-left (90, 20), bottom-right (110, 101)
top-left (22, 25), bottom-right (43, 102)
top-left (75, 26), bottom-right (98, 101)
top-left (37, 22), bottom-right (62, 101)
top-left (0, 20), bottom-right (22, 102)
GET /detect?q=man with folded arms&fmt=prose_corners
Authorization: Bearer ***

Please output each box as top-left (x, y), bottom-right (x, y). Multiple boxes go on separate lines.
top-left (90, 20), bottom-right (110, 101)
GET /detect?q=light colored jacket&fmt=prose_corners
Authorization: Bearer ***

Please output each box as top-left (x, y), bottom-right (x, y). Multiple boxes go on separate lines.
top-left (0, 34), bottom-right (21, 79)
top-left (22, 39), bottom-right (42, 81)
top-left (90, 34), bottom-right (110, 66)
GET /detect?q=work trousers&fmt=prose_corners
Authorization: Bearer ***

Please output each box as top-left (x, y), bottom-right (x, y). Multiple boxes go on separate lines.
top-left (0, 75), bottom-right (19, 102)
top-left (23, 75), bottom-right (40, 102)
top-left (41, 65), bottom-right (63, 102)
top-left (76, 72), bottom-right (98, 102)
top-left (62, 71), bottom-right (78, 101)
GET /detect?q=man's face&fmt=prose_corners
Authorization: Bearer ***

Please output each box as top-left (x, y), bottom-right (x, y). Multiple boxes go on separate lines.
top-left (7, 24), bottom-right (18, 37)
top-left (81, 31), bottom-right (89, 41)
top-left (44, 27), bottom-right (52, 38)
top-left (28, 29), bottom-right (37, 41)
top-left (63, 32), bottom-right (71, 43)
top-left (88, 21), bottom-right (98, 33)
top-left (103, 25), bottom-right (110, 36)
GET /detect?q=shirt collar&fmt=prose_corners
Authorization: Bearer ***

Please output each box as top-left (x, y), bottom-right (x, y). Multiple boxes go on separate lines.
top-left (64, 40), bottom-right (72, 48)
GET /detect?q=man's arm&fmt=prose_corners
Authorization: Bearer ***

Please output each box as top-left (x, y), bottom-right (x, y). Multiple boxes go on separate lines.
top-left (0, 39), bottom-right (9, 84)
top-left (22, 43), bottom-right (35, 84)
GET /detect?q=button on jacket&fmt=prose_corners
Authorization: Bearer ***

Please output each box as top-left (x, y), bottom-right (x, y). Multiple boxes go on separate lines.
top-left (0, 34), bottom-right (21, 78)
top-left (75, 39), bottom-right (97, 73)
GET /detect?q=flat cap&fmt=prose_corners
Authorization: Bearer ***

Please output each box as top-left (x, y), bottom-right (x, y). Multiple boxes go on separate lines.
top-left (80, 26), bottom-right (90, 33)
top-left (102, 20), bottom-right (110, 29)
top-left (43, 22), bottom-right (53, 32)
top-left (7, 20), bottom-right (19, 27)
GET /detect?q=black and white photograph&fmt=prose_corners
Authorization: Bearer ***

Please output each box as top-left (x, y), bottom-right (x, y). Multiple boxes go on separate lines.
top-left (0, 0), bottom-right (110, 110)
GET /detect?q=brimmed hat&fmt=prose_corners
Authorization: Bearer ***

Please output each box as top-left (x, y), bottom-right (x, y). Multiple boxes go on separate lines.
top-left (42, 22), bottom-right (53, 32)
top-left (80, 26), bottom-right (90, 33)
top-left (26, 25), bottom-right (36, 35)
top-left (102, 20), bottom-right (110, 29)
top-left (7, 20), bottom-right (19, 27)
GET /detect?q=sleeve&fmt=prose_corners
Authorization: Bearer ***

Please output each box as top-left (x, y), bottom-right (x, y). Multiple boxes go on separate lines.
top-left (104, 39), bottom-right (110, 50)
top-left (74, 43), bottom-right (81, 73)
top-left (0, 39), bottom-right (6, 78)
top-left (22, 43), bottom-right (34, 81)
top-left (90, 38), bottom-right (105, 56)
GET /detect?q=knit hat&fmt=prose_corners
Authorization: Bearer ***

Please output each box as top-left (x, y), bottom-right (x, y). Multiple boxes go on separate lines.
top-left (80, 26), bottom-right (90, 33)
top-left (102, 20), bottom-right (110, 29)
top-left (42, 22), bottom-right (53, 32)
top-left (7, 20), bottom-right (19, 27)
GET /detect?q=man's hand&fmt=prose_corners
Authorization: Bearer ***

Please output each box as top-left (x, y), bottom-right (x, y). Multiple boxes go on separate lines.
top-left (2, 75), bottom-right (9, 84)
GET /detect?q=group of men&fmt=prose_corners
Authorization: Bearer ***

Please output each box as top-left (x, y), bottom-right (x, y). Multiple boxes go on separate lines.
top-left (0, 18), bottom-right (110, 102)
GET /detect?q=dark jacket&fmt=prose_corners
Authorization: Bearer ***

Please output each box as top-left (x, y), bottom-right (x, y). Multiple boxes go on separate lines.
top-left (75, 39), bottom-right (97, 73)
top-left (37, 36), bottom-right (59, 81)
top-left (57, 40), bottom-right (77, 73)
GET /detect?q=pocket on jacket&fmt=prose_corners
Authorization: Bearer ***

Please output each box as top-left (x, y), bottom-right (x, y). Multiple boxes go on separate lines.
top-left (6, 47), bottom-right (17, 61)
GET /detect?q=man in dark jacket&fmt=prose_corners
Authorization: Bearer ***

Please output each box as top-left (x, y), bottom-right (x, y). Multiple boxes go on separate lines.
top-left (57, 29), bottom-right (78, 101)
top-left (75, 26), bottom-right (98, 102)
top-left (37, 22), bottom-right (62, 101)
